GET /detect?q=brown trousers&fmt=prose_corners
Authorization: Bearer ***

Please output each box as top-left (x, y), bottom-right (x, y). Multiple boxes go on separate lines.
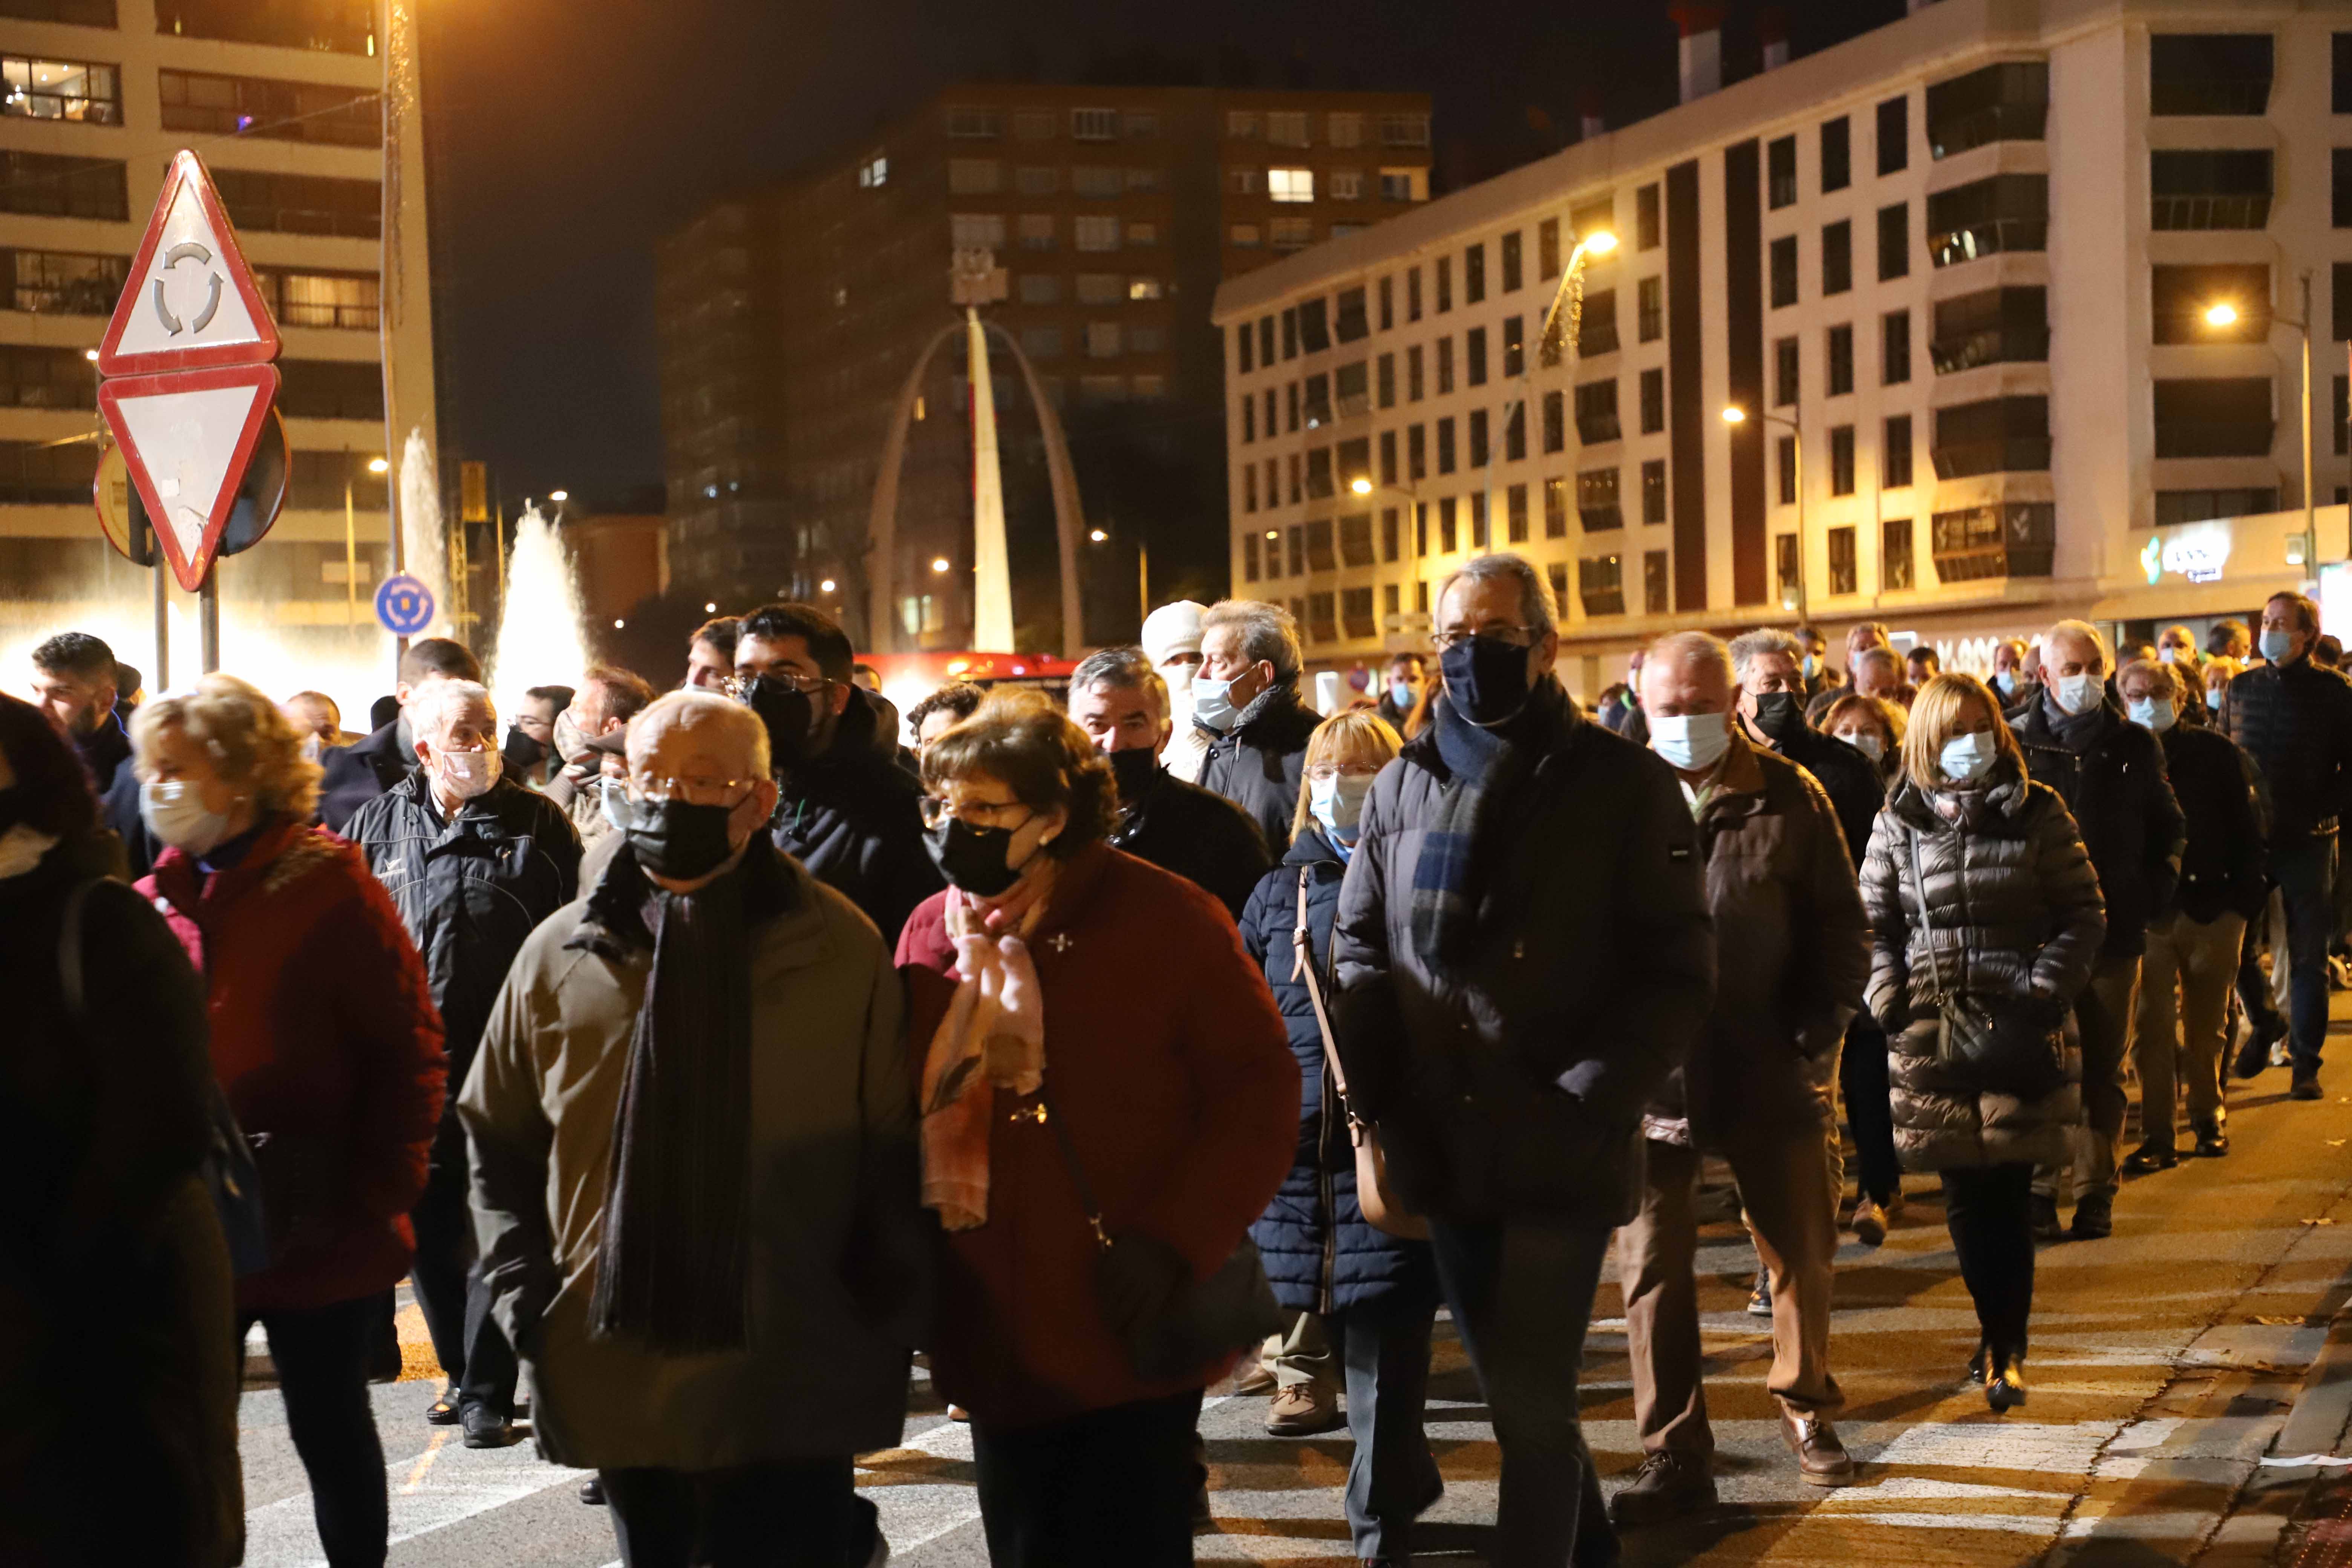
top-left (2133, 910), bottom-right (2245, 1147)
top-left (1617, 1132), bottom-right (1844, 1458)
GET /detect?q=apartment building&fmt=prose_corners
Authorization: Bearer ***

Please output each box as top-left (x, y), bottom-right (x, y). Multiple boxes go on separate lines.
top-left (657, 81), bottom-right (1432, 653)
top-left (1212, 0), bottom-right (2352, 693)
top-left (0, 0), bottom-right (431, 689)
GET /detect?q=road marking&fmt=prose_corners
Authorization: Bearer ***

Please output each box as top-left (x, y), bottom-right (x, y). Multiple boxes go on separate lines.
top-left (401, 1429), bottom-right (450, 1493)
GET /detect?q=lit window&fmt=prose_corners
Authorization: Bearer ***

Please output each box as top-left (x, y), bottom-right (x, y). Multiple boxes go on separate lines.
top-left (1129, 276), bottom-right (1163, 300)
top-left (1071, 107), bottom-right (1117, 141)
top-left (1231, 223), bottom-right (1263, 247)
top-left (1267, 110), bottom-right (1311, 147)
top-left (1073, 214), bottom-right (1120, 252)
top-left (263, 268), bottom-right (378, 329)
top-left (1329, 170), bottom-right (1364, 201)
top-left (857, 153), bottom-right (888, 188)
top-left (3, 56), bottom-right (119, 124)
top-left (1269, 168), bottom-right (1315, 203)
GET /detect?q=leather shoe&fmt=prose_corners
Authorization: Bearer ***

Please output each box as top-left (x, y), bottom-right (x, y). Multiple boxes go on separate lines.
top-left (579, 1478), bottom-right (606, 1506)
top-left (1851, 1196), bottom-right (1888, 1248)
top-left (1608, 1450), bottom-right (1716, 1527)
top-left (2233, 1021), bottom-right (2283, 1080)
top-left (1986, 1353), bottom-right (2028, 1412)
top-left (2291, 1072), bottom-right (2324, 1101)
top-left (2121, 1144), bottom-right (2176, 1175)
top-left (460, 1404), bottom-right (510, 1449)
top-left (1231, 1361), bottom-right (1278, 1396)
top-left (1265, 1383), bottom-right (1344, 1437)
top-left (2071, 1191), bottom-right (2113, 1240)
top-left (2193, 1125), bottom-right (2230, 1157)
top-left (1780, 1409), bottom-right (1857, 1485)
top-left (425, 1385), bottom-right (460, 1426)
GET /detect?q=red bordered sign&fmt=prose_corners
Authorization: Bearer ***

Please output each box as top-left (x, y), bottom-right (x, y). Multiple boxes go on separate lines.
top-left (99, 363), bottom-right (281, 592)
top-left (98, 149), bottom-right (282, 376)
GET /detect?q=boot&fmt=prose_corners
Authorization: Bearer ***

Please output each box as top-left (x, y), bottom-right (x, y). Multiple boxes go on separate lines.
top-left (2070, 1190), bottom-right (2113, 1240)
top-left (2029, 1191), bottom-right (2063, 1242)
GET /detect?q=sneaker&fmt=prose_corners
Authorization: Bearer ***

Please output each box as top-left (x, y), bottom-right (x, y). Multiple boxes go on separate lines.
top-left (1747, 1266), bottom-right (1773, 1318)
top-left (1265, 1383), bottom-right (1344, 1436)
top-left (2291, 1072), bottom-right (2324, 1101)
top-left (1608, 1450), bottom-right (1717, 1528)
top-left (2070, 1191), bottom-right (2113, 1240)
top-left (1851, 1197), bottom-right (1888, 1248)
top-left (1779, 1408), bottom-right (1857, 1486)
top-left (460, 1404), bottom-right (511, 1449)
top-left (2030, 1192), bottom-right (2064, 1242)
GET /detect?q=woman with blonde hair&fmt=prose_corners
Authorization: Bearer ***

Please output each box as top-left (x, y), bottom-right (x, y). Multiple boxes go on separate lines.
top-left (1858, 672), bottom-right (2104, 1413)
top-left (132, 674), bottom-right (445, 1568)
top-left (896, 687), bottom-right (1295, 1562)
top-left (1237, 707), bottom-right (1443, 1562)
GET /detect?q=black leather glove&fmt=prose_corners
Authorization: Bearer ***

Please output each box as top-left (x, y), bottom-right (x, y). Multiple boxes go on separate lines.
top-left (1096, 1231), bottom-right (1191, 1335)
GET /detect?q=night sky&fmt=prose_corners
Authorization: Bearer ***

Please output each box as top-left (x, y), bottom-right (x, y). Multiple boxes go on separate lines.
top-left (420, 0), bottom-right (1902, 516)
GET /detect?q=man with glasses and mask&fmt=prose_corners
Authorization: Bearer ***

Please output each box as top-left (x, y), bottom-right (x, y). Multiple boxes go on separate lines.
top-left (348, 679), bottom-right (582, 1450)
top-left (1194, 599), bottom-right (1323, 851)
top-left (1332, 552), bottom-right (1713, 1568)
top-left (1729, 628), bottom-right (1881, 866)
top-left (1067, 645), bottom-right (1269, 920)
top-left (730, 602), bottom-right (940, 943)
top-left (463, 691), bottom-right (921, 1566)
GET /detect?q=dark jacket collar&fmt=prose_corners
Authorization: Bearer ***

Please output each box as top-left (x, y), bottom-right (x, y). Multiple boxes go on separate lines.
top-left (1282, 823), bottom-right (1344, 869)
top-left (571, 831), bottom-right (802, 959)
top-left (1402, 676), bottom-right (1581, 784)
top-left (1889, 757), bottom-right (2034, 832)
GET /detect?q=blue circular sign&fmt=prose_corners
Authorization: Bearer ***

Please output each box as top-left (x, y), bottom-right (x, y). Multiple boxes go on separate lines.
top-left (375, 572), bottom-right (435, 637)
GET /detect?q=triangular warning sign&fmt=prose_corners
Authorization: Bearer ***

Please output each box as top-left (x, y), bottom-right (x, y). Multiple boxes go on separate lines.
top-left (100, 363), bottom-right (280, 592)
top-left (98, 150), bottom-right (280, 376)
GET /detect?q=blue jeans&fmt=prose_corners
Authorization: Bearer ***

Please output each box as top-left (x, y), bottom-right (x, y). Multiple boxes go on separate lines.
top-left (1427, 1216), bottom-right (1617, 1568)
top-left (1334, 1291), bottom-right (1444, 1560)
top-left (2272, 838), bottom-right (2338, 1073)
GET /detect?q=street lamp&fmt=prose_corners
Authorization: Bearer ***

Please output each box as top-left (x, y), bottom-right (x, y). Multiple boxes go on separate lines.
top-left (1087, 524), bottom-right (1150, 627)
top-left (820, 577), bottom-right (838, 594)
top-left (1724, 403), bottom-right (1807, 621)
top-left (2203, 277), bottom-right (2315, 570)
top-left (548, 489), bottom-right (569, 503)
top-left (1479, 228), bottom-right (1618, 554)
top-left (931, 557), bottom-right (951, 574)
top-left (367, 456), bottom-right (389, 475)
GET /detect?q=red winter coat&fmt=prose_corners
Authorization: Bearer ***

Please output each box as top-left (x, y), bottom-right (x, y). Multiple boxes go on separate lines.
top-left (142, 817), bottom-right (445, 1312)
top-left (897, 841), bottom-right (1296, 1430)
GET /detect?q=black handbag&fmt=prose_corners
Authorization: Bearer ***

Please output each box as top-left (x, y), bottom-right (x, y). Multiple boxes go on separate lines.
top-left (1039, 1092), bottom-right (1285, 1383)
top-left (1905, 835), bottom-right (2068, 1100)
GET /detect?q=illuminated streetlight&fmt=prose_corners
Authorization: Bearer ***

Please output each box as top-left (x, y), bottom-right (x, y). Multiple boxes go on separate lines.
top-left (2204, 301), bottom-right (2239, 329)
top-left (704, 601), bottom-right (717, 612)
top-left (81, 348), bottom-right (97, 362)
top-left (1584, 231), bottom-right (1619, 255)
top-left (612, 618), bottom-right (625, 629)
top-left (1723, 404), bottom-right (1807, 620)
top-left (1265, 530), bottom-right (1280, 541)
top-left (1720, 406), bottom-right (1746, 424)
top-left (819, 578), bottom-right (837, 593)
top-left (549, 489), bottom-right (569, 503)
top-left (367, 456), bottom-right (389, 475)
top-left (931, 557), bottom-right (951, 574)
top-left (1089, 528), bottom-right (1108, 542)
top-left (1351, 477), bottom-right (1374, 496)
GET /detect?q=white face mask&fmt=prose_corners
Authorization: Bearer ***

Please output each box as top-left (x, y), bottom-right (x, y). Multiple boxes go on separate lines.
top-left (141, 777), bottom-right (234, 855)
top-left (1311, 772), bottom-right (1375, 842)
top-left (1836, 729), bottom-right (1884, 762)
top-left (1161, 659), bottom-right (1197, 698)
top-left (2206, 685), bottom-right (2225, 711)
top-left (1939, 731), bottom-right (1997, 784)
top-left (2053, 672), bottom-right (2102, 715)
top-left (434, 745), bottom-right (499, 801)
top-left (2127, 696), bottom-right (2178, 733)
top-left (1993, 669), bottom-right (2018, 696)
top-left (1651, 711), bottom-right (1732, 774)
top-left (1190, 674), bottom-right (1239, 732)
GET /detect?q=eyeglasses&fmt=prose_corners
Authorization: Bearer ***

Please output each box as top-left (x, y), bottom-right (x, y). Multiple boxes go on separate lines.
top-left (1430, 625), bottom-right (1542, 653)
top-left (919, 795), bottom-right (1034, 832)
top-left (627, 775), bottom-right (760, 807)
top-left (722, 671), bottom-right (830, 700)
top-left (1305, 762), bottom-right (1382, 783)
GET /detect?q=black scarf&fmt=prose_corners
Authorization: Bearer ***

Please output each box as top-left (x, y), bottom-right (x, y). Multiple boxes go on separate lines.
top-left (585, 835), bottom-right (796, 1352)
top-left (1410, 678), bottom-right (1571, 969)
top-left (2040, 693), bottom-right (2110, 754)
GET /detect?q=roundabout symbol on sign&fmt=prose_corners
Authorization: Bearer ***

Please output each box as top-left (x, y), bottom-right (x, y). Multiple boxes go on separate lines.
top-left (375, 572), bottom-right (435, 637)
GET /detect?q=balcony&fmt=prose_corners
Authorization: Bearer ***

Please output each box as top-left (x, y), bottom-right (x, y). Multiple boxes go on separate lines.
top-left (1577, 318), bottom-right (1620, 357)
top-left (1930, 502), bottom-right (2055, 581)
top-left (1931, 437), bottom-right (2052, 480)
top-left (2151, 193), bottom-right (2271, 231)
top-left (1928, 326), bottom-right (2050, 375)
top-left (2154, 418), bottom-right (2275, 459)
top-left (1928, 219), bottom-right (2046, 268)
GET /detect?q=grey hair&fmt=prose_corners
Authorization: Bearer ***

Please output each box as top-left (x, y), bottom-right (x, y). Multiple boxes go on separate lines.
top-left (1646, 629), bottom-right (1733, 686)
top-left (626, 689), bottom-right (771, 780)
top-left (1438, 551), bottom-right (1557, 635)
top-left (2046, 618), bottom-right (2112, 674)
top-left (2118, 657), bottom-right (2183, 703)
top-left (1068, 645), bottom-right (1170, 723)
top-left (1856, 645), bottom-right (1901, 677)
top-left (1726, 627), bottom-right (1803, 683)
top-left (408, 678), bottom-right (494, 744)
top-left (1201, 599), bottom-right (1303, 679)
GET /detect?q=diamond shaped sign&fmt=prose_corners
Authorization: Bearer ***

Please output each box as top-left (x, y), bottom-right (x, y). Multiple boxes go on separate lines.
top-left (98, 149), bottom-right (280, 376)
top-left (100, 363), bottom-right (281, 591)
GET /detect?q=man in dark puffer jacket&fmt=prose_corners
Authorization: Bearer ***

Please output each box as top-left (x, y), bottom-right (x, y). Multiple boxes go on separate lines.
top-left (2012, 620), bottom-right (2184, 1242)
top-left (2225, 590), bottom-right (2352, 1099)
top-left (2118, 658), bottom-right (2265, 1165)
top-left (1194, 599), bottom-right (1323, 852)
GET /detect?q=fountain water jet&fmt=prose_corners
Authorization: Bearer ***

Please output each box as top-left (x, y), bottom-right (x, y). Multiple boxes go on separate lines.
top-left (488, 503), bottom-right (588, 726)
top-left (398, 429), bottom-right (450, 639)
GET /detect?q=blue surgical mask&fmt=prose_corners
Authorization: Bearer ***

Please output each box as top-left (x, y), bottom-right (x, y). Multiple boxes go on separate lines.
top-left (1994, 669), bottom-right (2018, 696)
top-left (2206, 685), bottom-right (2225, 711)
top-left (1311, 772), bottom-right (1374, 843)
top-left (1939, 731), bottom-right (1997, 784)
top-left (1801, 653), bottom-right (1819, 678)
top-left (2260, 628), bottom-right (2298, 663)
top-left (1387, 678), bottom-right (1415, 710)
top-left (1190, 675), bottom-right (1238, 732)
top-left (2128, 697), bottom-right (2177, 733)
top-left (1650, 712), bottom-right (1732, 774)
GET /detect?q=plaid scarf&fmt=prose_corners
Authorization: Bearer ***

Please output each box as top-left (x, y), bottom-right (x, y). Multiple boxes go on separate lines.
top-left (584, 836), bottom-right (795, 1352)
top-left (1409, 680), bottom-right (1569, 969)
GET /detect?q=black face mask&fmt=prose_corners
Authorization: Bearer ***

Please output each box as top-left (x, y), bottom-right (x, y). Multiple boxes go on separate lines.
top-left (1750, 691), bottom-right (1806, 745)
top-left (626, 799), bottom-right (742, 882)
top-left (925, 817), bottom-right (1033, 898)
top-left (1106, 746), bottom-right (1161, 807)
top-left (502, 725), bottom-right (545, 772)
top-left (1441, 636), bottom-right (1535, 726)
top-left (743, 677), bottom-right (816, 770)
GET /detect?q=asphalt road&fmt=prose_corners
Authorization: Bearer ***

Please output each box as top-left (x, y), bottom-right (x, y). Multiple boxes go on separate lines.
top-left (236, 1049), bottom-right (2352, 1567)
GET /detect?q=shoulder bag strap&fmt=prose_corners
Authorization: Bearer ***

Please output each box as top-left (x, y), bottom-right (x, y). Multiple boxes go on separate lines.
top-left (1905, 829), bottom-right (1949, 1002)
top-left (56, 877), bottom-right (96, 1031)
top-left (1035, 1089), bottom-right (1112, 1251)
top-left (1292, 865), bottom-right (1360, 1116)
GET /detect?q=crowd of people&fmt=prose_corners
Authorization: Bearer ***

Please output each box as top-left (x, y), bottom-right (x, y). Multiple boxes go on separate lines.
top-left (3, 562), bottom-right (2346, 1568)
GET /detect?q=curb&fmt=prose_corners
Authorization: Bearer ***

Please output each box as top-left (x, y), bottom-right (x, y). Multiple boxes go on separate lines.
top-left (2274, 1309), bottom-right (2352, 1461)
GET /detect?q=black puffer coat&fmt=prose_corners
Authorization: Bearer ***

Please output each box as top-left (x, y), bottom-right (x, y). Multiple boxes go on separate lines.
top-left (2011, 697), bottom-right (2182, 959)
top-left (2223, 655), bottom-right (2352, 848)
top-left (2158, 723), bottom-right (2267, 925)
top-left (346, 770), bottom-right (582, 1119)
top-left (1770, 720), bottom-right (1885, 866)
top-left (1242, 828), bottom-right (1439, 1315)
top-left (1197, 678), bottom-right (1321, 852)
top-left (1860, 765), bottom-right (2105, 1171)
top-left (773, 684), bottom-right (943, 945)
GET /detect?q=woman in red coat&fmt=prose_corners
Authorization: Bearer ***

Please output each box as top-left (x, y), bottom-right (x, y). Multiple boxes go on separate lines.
top-left (131, 674), bottom-right (444, 1568)
top-left (899, 688), bottom-right (1295, 1566)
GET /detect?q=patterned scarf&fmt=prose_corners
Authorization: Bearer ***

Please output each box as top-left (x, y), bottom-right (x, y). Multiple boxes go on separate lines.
top-left (1409, 680), bottom-right (1568, 969)
top-left (917, 883), bottom-right (1049, 1231)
